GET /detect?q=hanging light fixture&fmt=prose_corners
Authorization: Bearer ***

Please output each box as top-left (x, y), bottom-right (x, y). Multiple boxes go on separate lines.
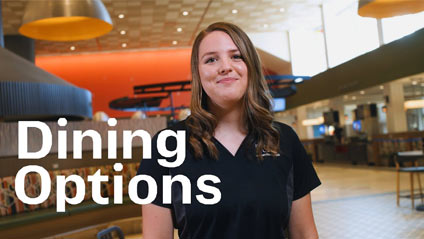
top-left (358, 0), bottom-right (424, 19)
top-left (19, 0), bottom-right (113, 42)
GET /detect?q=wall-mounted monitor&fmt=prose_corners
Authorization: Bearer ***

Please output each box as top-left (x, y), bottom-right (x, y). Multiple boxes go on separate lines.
top-left (355, 104), bottom-right (377, 120)
top-left (312, 124), bottom-right (326, 138)
top-left (354, 108), bottom-right (363, 121)
top-left (272, 98), bottom-right (286, 112)
top-left (353, 120), bottom-right (362, 132)
top-left (323, 111), bottom-right (339, 125)
top-left (319, 124), bottom-right (326, 135)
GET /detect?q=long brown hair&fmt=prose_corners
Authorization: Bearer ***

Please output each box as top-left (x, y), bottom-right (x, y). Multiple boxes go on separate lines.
top-left (187, 22), bottom-right (280, 160)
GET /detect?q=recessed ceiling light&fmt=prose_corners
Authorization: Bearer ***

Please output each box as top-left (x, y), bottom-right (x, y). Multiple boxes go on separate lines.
top-left (263, 24), bottom-right (269, 28)
top-left (70, 46), bottom-right (75, 51)
top-left (279, 8), bottom-right (285, 12)
top-left (177, 27), bottom-right (182, 32)
top-left (412, 81), bottom-right (417, 85)
top-left (232, 9), bottom-right (238, 14)
top-left (360, 90), bottom-right (365, 95)
top-left (379, 85), bottom-right (384, 90)
top-left (121, 43), bottom-right (127, 48)
top-left (120, 30), bottom-right (126, 35)
top-left (172, 40), bottom-right (178, 45)
top-left (118, 14), bottom-right (125, 19)
top-left (294, 78), bottom-right (303, 83)
top-left (182, 11), bottom-right (189, 16)
top-left (352, 96), bottom-right (357, 100)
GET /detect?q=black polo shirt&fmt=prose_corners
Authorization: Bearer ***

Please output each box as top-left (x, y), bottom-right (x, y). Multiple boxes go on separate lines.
top-left (137, 120), bottom-right (321, 239)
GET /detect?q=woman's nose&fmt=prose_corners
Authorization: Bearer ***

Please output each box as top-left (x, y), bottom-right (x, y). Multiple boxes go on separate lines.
top-left (218, 58), bottom-right (232, 74)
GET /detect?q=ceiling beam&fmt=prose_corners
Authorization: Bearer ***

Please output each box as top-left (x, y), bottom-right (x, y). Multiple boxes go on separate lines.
top-left (286, 27), bottom-right (424, 110)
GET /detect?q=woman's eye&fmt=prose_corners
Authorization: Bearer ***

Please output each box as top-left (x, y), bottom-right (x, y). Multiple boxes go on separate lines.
top-left (205, 57), bottom-right (216, 64)
top-left (232, 54), bottom-right (243, 60)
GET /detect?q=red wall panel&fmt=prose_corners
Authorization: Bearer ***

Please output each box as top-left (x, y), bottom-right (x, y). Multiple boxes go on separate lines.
top-left (36, 48), bottom-right (192, 118)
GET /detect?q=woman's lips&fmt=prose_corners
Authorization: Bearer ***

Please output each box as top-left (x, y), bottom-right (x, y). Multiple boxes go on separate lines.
top-left (217, 77), bottom-right (237, 84)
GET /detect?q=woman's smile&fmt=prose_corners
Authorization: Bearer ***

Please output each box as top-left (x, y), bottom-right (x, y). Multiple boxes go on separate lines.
top-left (217, 77), bottom-right (238, 84)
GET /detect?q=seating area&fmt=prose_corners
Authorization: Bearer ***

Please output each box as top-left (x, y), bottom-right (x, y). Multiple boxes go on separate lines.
top-left (395, 151), bottom-right (424, 208)
top-left (0, 163), bottom-right (139, 217)
top-left (0, 117), bottom-right (167, 239)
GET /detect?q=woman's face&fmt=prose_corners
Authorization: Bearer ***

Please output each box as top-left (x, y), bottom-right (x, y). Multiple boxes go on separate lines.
top-left (197, 31), bottom-right (248, 109)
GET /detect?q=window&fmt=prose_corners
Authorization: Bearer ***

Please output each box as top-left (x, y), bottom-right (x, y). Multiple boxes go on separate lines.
top-left (289, 29), bottom-right (327, 76)
top-left (323, 3), bottom-right (379, 67)
top-left (382, 11), bottom-right (424, 44)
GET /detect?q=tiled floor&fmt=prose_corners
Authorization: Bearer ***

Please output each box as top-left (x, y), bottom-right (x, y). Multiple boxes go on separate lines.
top-left (311, 164), bottom-right (424, 239)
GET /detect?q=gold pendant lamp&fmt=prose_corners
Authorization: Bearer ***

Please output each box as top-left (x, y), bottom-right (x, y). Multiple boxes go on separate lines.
top-left (358, 0), bottom-right (424, 19)
top-left (19, 0), bottom-right (113, 42)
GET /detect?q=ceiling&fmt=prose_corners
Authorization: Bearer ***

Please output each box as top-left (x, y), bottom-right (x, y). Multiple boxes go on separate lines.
top-left (1, 0), bottom-right (357, 55)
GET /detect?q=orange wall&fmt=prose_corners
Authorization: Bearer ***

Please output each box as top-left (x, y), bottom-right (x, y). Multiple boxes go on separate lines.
top-left (36, 48), bottom-right (192, 118)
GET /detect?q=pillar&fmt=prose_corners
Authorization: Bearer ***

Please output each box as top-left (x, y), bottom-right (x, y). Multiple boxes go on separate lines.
top-left (384, 81), bottom-right (407, 132)
top-left (296, 105), bottom-right (308, 139)
top-left (329, 96), bottom-right (345, 126)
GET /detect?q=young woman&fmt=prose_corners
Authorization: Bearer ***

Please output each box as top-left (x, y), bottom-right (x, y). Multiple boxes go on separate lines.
top-left (137, 22), bottom-right (321, 239)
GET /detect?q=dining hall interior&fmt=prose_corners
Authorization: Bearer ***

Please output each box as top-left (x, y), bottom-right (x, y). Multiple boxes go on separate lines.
top-left (1, 0), bottom-right (424, 238)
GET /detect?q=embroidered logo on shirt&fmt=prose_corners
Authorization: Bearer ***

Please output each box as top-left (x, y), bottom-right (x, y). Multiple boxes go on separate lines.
top-left (255, 144), bottom-right (280, 157)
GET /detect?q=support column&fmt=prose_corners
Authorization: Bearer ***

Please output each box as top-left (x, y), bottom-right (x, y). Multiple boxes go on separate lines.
top-left (384, 81), bottom-right (407, 132)
top-left (296, 106), bottom-right (308, 139)
top-left (377, 18), bottom-right (384, 47)
top-left (329, 96), bottom-right (345, 126)
top-left (286, 31), bottom-right (294, 74)
top-left (320, 4), bottom-right (330, 69)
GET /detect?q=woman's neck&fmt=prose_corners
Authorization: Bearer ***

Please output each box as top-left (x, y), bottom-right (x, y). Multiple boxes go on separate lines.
top-left (208, 100), bottom-right (246, 135)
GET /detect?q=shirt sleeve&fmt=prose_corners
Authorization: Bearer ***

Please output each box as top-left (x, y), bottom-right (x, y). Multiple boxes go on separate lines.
top-left (289, 127), bottom-right (321, 200)
top-left (136, 132), bottom-right (172, 209)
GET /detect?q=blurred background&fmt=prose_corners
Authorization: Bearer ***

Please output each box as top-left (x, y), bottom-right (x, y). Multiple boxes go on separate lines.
top-left (1, 0), bottom-right (424, 238)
